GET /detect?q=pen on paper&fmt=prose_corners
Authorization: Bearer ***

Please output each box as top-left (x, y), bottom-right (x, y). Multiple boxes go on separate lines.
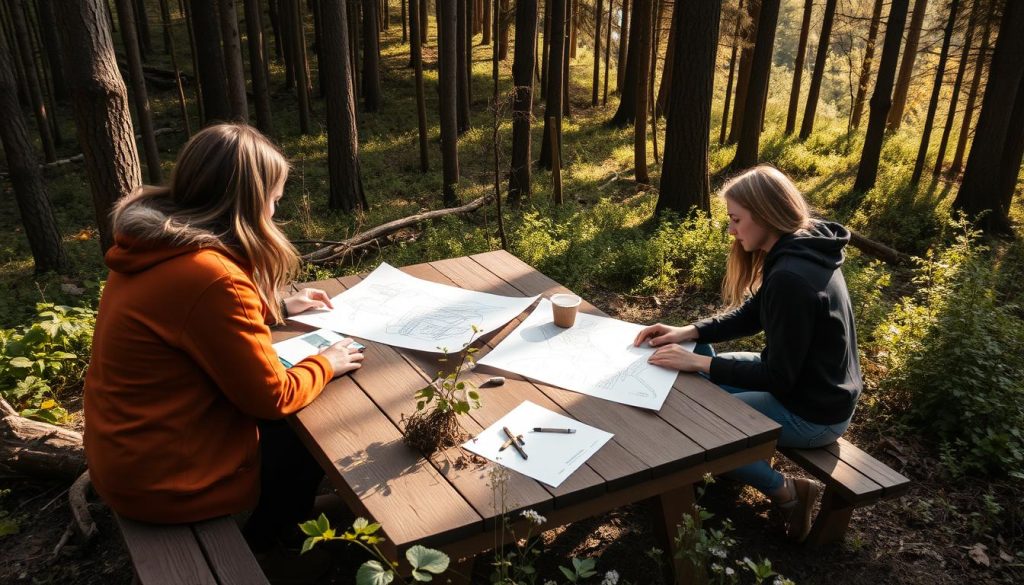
top-left (533, 427), bottom-right (576, 434)
top-left (503, 426), bottom-right (528, 460)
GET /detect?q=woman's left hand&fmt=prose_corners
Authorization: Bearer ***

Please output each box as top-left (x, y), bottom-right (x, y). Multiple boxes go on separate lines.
top-left (647, 344), bottom-right (712, 374)
top-left (284, 288), bottom-right (334, 316)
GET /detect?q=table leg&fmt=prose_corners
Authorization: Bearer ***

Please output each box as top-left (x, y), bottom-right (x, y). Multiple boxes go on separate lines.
top-left (652, 483), bottom-right (700, 585)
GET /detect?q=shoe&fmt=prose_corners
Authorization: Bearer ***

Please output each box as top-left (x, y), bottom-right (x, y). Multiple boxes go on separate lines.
top-left (780, 478), bottom-right (821, 543)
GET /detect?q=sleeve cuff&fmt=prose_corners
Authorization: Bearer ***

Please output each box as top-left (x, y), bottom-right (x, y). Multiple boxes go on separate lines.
top-left (301, 353), bottom-right (335, 380)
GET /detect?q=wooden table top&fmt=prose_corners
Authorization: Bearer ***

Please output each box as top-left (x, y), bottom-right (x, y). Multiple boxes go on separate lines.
top-left (274, 250), bottom-right (780, 553)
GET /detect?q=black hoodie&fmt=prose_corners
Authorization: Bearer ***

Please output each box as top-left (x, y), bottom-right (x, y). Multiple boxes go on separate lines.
top-left (693, 220), bottom-right (862, 425)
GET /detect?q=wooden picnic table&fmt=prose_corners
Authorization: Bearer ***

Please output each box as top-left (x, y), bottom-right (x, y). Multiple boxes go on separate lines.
top-left (273, 250), bottom-right (781, 584)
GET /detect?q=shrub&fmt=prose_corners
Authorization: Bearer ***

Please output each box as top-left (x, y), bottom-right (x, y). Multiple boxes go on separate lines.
top-left (873, 221), bottom-right (1024, 478)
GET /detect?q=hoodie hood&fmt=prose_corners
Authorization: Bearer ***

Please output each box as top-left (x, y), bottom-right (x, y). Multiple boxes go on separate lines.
top-left (105, 195), bottom-right (238, 274)
top-left (765, 219), bottom-right (849, 272)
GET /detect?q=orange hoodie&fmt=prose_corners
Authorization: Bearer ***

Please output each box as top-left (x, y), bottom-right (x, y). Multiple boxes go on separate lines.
top-left (84, 200), bottom-right (332, 523)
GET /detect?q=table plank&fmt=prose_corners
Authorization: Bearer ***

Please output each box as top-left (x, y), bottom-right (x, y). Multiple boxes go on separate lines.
top-left (115, 515), bottom-right (217, 585)
top-left (192, 517), bottom-right (270, 585)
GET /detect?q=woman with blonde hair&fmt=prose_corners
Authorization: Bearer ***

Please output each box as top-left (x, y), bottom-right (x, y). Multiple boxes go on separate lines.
top-left (84, 124), bottom-right (364, 553)
top-left (634, 165), bottom-right (861, 542)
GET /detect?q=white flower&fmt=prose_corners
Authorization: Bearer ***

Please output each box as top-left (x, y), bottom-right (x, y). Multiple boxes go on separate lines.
top-left (520, 509), bottom-right (546, 525)
top-left (601, 570), bottom-right (620, 585)
top-left (725, 567), bottom-right (735, 576)
top-left (710, 547), bottom-right (728, 559)
top-left (711, 563), bottom-right (723, 573)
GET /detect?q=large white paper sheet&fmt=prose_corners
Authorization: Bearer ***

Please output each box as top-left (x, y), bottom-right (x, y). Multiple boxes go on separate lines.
top-left (288, 262), bottom-right (539, 353)
top-left (478, 299), bottom-right (695, 410)
top-left (462, 401), bottom-right (613, 488)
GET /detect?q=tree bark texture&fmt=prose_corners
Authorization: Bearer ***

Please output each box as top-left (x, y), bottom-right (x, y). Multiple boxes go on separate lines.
top-left (0, 28), bottom-right (68, 273)
top-left (853, 0), bottom-right (909, 192)
top-left (0, 399), bottom-right (85, 481)
top-left (654, 0), bottom-right (678, 119)
top-left (218, 0), bottom-right (249, 121)
top-left (886, 0), bottom-right (927, 131)
top-left (410, 0), bottom-right (429, 171)
top-left (609, 0), bottom-right (645, 126)
top-left (798, 0), bottom-right (836, 140)
top-left (933, 0), bottom-right (977, 176)
top-left (539, 0), bottom-right (567, 169)
top-left (36, 0), bottom-right (68, 101)
top-left (785, 0), bottom-right (812, 135)
top-left (190, 0), bottom-right (231, 122)
top-left (245, 0), bottom-right (274, 134)
top-left (321, 0), bottom-right (367, 212)
top-left (114, 0), bottom-right (162, 183)
top-left (456, 0), bottom-right (470, 132)
top-left (851, 0), bottom-right (884, 130)
top-left (953, 0), bottom-right (1024, 235)
top-left (438, 0), bottom-right (460, 205)
top-left (729, 0), bottom-right (778, 172)
top-left (632, 0), bottom-right (652, 185)
top-left (290, 0), bottom-right (312, 133)
top-left (911, 0), bottom-right (959, 184)
top-left (11, 0), bottom-right (56, 163)
top-left (616, 0), bottom-right (629, 92)
top-left (363, 0), bottom-right (382, 111)
top-left (727, 0), bottom-right (758, 144)
top-left (719, 0), bottom-right (744, 144)
top-left (950, 0), bottom-right (993, 176)
top-left (57, 0), bottom-right (142, 253)
top-left (592, 0), bottom-right (603, 106)
top-left (657, 0), bottom-right (721, 216)
top-left (508, 0), bottom-right (538, 204)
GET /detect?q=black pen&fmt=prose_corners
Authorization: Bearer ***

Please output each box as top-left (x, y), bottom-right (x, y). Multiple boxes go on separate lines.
top-left (502, 426), bottom-right (528, 460)
top-left (533, 427), bottom-right (576, 434)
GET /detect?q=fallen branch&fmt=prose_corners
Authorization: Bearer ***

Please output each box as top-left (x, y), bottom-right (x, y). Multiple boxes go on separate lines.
top-left (0, 397), bottom-right (85, 481)
top-left (68, 470), bottom-right (97, 543)
top-left (848, 229), bottom-right (911, 265)
top-left (299, 194), bottom-right (495, 264)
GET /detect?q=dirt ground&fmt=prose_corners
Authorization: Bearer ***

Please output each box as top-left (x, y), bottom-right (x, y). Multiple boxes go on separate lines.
top-left (2, 296), bottom-right (1022, 584)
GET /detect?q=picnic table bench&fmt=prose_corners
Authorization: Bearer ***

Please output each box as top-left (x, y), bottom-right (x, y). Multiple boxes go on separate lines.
top-left (115, 513), bottom-right (269, 585)
top-left (781, 437), bottom-right (911, 545)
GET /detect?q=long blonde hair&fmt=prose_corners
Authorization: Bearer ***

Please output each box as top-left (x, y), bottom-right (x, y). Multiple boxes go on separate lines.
top-left (114, 124), bottom-right (298, 323)
top-left (721, 165), bottom-right (812, 307)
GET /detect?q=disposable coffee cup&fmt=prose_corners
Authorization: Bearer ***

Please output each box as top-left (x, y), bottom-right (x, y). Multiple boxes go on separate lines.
top-left (550, 293), bottom-right (582, 328)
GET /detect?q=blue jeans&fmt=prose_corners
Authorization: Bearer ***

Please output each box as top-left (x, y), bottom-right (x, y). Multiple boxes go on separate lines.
top-left (693, 344), bottom-right (851, 496)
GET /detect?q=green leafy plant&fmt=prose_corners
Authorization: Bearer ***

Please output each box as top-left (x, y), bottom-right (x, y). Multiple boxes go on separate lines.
top-left (0, 303), bottom-right (96, 423)
top-left (299, 514), bottom-right (450, 584)
top-left (401, 327), bottom-right (482, 454)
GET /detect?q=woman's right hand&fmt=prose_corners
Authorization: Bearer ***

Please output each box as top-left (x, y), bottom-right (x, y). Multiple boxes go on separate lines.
top-left (633, 323), bottom-right (697, 347)
top-left (319, 338), bottom-right (365, 377)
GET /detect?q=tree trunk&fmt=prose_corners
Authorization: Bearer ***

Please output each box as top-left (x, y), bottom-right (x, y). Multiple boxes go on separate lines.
top-left (719, 0), bottom-right (743, 144)
top-left (420, 0), bottom-right (428, 43)
top-left (439, 0), bottom-right (460, 205)
top-left (362, 0), bottom-right (382, 111)
top-left (728, 0), bottom-right (778, 172)
top-left (289, 0), bottom-right (312, 132)
top-left (911, 0), bottom-right (959, 184)
top-left (609, 0), bottom-right (645, 126)
top-left (190, 0), bottom-right (231, 122)
top-left (113, 0), bottom-right (162, 183)
top-left (568, 0), bottom-right (576, 59)
top-left (321, 0), bottom-right (367, 212)
top-left (455, 0), bottom-right (470, 132)
top-left (603, 0), bottom-right (613, 104)
top-left (181, 0), bottom-right (205, 121)
top-left (933, 0), bottom-right (977, 177)
top-left (539, 0), bottom-right (566, 168)
top-left (269, 0), bottom-right (284, 60)
top-left (245, 0), bottom-right (274, 134)
top-left (161, 0), bottom-right (192, 136)
top-left (851, 0), bottom-right (884, 130)
top-left (657, 0), bottom-right (720, 216)
top-left (952, 0), bottom-right (1024, 235)
top-left (632, 0), bottom-right (652, 185)
top-left (11, 0), bottom-right (56, 163)
top-left (950, 0), bottom-right (993, 177)
top-left (616, 0), bottom-right (629, 92)
top-left (402, 0), bottom-right (408, 41)
top-left (134, 0), bottom-right (152, 57)
top-left (409, 0), bottom-right (429, 171)
top-left (592, 0), bottom-right (603, 106)
top-left (508, 0), bottom-right (537, 205)
top-left (482, 0), bottom-right (490, 44)
top-left (798, 0), bottom-right (836, 140)
top-left (654, 0), bottom-right (677, 119)
top-left (785, 0), bottom-right (812, 135)
top-left (540, 0), bottom-right (550, 99)
top-left (886, 0), bottom-right (927, 131)
top-left (36, 0), bottom-right (68, 101)
top-left (57, 0), bottom-right (142, 253)
top-left (158, 0), bottom-right (172, 53)
top-left (0, 29), bottom-right (68, 273)
top-left (996, 79), bottom-right (1024, 217)
top-left (727, 0), bottom-right (758, 145)
top-left (218, 0), bottom-right (248, 121)
top-left (853, 0), bottom-right (909, 193)
top-left (311, 0), bottom-right (326, 98)
top-left (498, 0), bottom-right (509, 60)
top-left (561, 14), bottom-right (570, 117)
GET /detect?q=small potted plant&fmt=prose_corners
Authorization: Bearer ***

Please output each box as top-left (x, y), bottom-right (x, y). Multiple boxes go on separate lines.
top-left (401, 326), bottom-right (482, 455)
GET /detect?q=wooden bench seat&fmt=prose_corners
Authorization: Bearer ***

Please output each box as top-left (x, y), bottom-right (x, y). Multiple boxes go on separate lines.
top-left (115, 513), bottom-right (269, 585)
top-left (780, 437), bottom-right (910, 546)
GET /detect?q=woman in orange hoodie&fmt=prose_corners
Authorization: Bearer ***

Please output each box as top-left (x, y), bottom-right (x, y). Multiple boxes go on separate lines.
top-left (84, 124), bottom-right (364, 551)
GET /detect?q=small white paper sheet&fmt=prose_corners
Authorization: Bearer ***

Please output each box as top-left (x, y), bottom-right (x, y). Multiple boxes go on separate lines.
top-left (462, 401), bottom-right (613, 488)
top-left (288, 263), bottom-right (539, 353)
top-left (478, 299), bottom-right (695, 410)
top-left (272, 329), bottom-right (347, 367)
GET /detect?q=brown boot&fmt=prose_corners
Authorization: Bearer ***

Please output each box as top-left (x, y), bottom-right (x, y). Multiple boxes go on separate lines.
top-left (779, 478), bottom-right (821, 543)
